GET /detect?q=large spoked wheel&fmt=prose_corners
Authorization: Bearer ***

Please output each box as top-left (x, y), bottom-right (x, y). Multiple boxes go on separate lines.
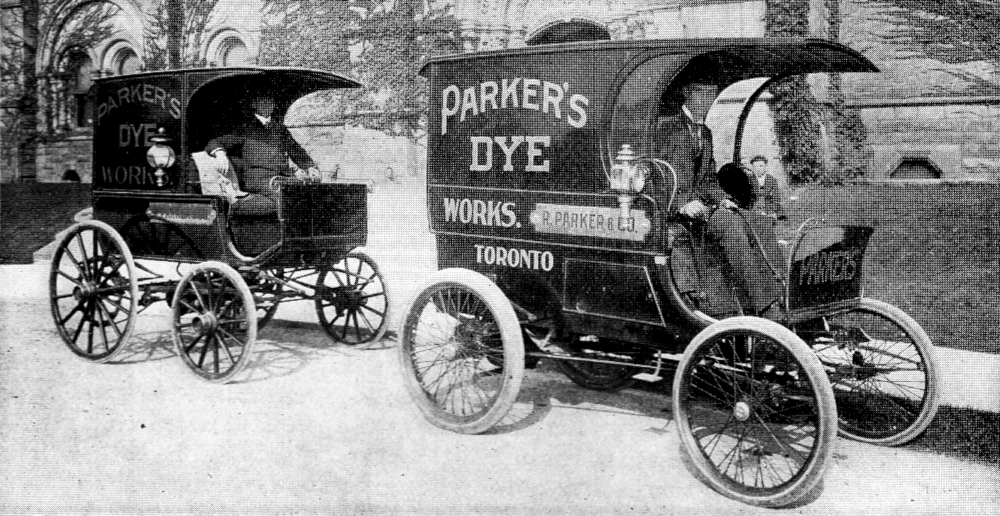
top-left (315, 248), bottom-right (390, 346)
top-left (50, 221), bottom-right (138, 363)
top-left (557, 336), bottom-right (640, 392)
top-left (252, 267), bottom-right (311, 330)
top-left (802, 298), bottom-right (939, 446)
top-left (171, 262), bottom-right (256, 383)
top-left (673, 317), bottom-right (837, 508)
top-left (398, 268), bottom-right (525, 434)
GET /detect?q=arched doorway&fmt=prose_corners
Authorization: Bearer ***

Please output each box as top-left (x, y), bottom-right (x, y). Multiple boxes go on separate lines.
top-left (526, 20), bottom-right (610, 46)
top-left (891, 158), bottom-right (942, 179)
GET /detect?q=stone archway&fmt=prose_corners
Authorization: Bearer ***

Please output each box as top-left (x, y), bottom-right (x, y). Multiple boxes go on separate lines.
top-left (525, 19), bottom-right (611, 45)
top-left (38, 0), bottom-right (144, 76)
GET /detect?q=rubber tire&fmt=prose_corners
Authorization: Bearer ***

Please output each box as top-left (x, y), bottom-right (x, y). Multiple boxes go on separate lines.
top-left (557, 338), bottom-right (639, 392)
top-left (813, 298), bottom-right (940, 446)
top-left (50, 220), bottom-right (139, 363)
top-left (398, 268), bottom-right (525, 434)
top-left (315, 248), bottom-right (391, 347)
top-left (673, 317), bottom-right (837, 508)
top-left (171, 261), bottom-right (257, 383)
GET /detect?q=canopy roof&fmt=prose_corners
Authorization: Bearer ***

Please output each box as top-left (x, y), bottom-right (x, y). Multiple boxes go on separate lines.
top-left (421, 37), bottom-right (878, 83)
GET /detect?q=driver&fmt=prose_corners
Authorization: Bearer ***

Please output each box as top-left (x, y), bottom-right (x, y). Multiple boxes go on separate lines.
top-left (650, 85), bottom-right (723, 217)
top-left (206, 94), bottom-right (321, 215)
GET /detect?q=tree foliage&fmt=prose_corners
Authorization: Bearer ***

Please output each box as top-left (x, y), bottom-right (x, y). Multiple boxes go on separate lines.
top-left (1, 0), bottom-right (118, 178)
top-left (765, 0), bottom-right (825, 184)
top-left (143, 0), bottom-right (220, 70)
top-left (258, 0), bottom-right (460, 136)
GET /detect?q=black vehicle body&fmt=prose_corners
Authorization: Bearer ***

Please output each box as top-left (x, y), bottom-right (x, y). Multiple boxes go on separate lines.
top-left (91, 67), bottom-right (367, 266)
top-left (420, 38), bottom-right (877, 347)
top-left (399, 37), bottom-right (940, 508)
top-left (50, 67), bottom-right (391, 384)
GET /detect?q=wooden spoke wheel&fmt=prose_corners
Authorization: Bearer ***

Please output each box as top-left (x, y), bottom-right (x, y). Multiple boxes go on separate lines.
top-left (315, 249), bottom-right (390, 346)
top-left (251, 267), bottom-right (317, 330)
top-left (802, 298), bottom-right (940, 446)
top-left (673, 317), bottom-right (837, 508)
top-left (171, 262), bottom-right (256, 383)
top-left (398, 269), bottom-right (524, 434)
top-left (50, 221), bottom-right (139, 363)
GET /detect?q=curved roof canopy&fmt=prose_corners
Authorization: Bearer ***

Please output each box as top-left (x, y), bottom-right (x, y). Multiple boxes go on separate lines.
top-left (421, 37), bottom-right (878, 81)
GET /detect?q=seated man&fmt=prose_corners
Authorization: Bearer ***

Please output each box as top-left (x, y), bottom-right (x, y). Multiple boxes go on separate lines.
top-left (206, 94), bottom-right (321, 215)
top-left (705, 163), bottom-right (786, 317)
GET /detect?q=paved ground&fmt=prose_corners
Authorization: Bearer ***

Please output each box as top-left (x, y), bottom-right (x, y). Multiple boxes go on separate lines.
top-left (1, 255), bottom-right (998, 515)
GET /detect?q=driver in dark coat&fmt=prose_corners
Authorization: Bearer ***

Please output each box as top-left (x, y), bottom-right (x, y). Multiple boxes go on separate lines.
top-left (651, 86), bottom-right (723, 216)
top-left (206, 95), bottom-right (320, 215)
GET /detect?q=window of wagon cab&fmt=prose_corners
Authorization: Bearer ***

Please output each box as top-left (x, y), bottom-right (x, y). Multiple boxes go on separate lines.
top-left (608, 53), bottom-right (724, 166)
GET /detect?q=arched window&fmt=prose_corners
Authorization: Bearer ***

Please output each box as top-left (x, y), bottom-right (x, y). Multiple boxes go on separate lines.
top-left (220, 37), bottom-right (249, 66)
top-left (113, 48), bottom-right (141, 75)
top-left (62, 48), bottom-right (94, 128)
top-left (891, 157), bottom-right (942, 180)
top-left (526, 20), bottom-right (611, 46)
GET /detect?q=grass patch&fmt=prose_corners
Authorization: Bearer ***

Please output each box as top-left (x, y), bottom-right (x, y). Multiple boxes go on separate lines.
top-left (781, 182), bottom-right (999, 354)
top-left (905, 405), bottom-right (1000, 465)
top-left (0, 183), bottom-right (91, 265)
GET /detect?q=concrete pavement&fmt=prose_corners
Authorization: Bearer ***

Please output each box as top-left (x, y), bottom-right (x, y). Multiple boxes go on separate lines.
top-left (1, 268), bottom-right (998, 514)
top-left (5, 255), bottom-right (998, 414)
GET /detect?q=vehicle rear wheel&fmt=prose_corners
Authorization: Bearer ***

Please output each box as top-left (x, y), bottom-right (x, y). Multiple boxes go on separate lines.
top-left (673, 317), bottom-right (836, 508)
top-left (315, 248), bottom-right (390, 346)
top-left (557, 337), bottom-right (639, 392)
top-left (50, 221), bottom-right (138, 363)
top-left (171, 262), bottom-right (256, 383)
top-left (253, 266), bottom-right (314, 330)
top-left (802, 298), bottom-right (939, 446)
top-left (398, 268), bottom-right (524, 434)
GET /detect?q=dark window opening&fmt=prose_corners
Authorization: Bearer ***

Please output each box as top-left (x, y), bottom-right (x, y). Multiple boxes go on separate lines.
top-left (62, 48), bottom-right (94, 129)
top-left (526, 20), bottom-right (611, 46)
top-left (891, 158), bottom-right (942, 179)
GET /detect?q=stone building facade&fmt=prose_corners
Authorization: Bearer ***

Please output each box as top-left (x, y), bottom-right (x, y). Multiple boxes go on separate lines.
top-left (2, 0), bottom-right (997, 183)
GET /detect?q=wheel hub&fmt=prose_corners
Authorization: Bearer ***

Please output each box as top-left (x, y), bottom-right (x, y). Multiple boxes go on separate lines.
top-left (733, 401), bottom-right (751, 422)
top-left (191, 312), bottom-right (219, 335)
top-left (73, 281), bottom-right (97, 301)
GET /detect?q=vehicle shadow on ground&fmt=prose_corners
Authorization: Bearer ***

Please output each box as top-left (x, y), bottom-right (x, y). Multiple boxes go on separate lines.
top-left (486, 361), bottom-right (675, 436)
top-left (235, 319), bottom-right (397, 384)
top-left (113, 329), bottom-right (178, 364)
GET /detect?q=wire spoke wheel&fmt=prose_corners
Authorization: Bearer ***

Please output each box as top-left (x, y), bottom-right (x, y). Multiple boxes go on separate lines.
top-left (398, 269), bottom-right (524, 434)
top-left (315, 249), bottom-right (390, 346)
top-left (557, 337), bottom-right (641, 392)
top-left (50, 221), bottom-right (138, 363)
top-left (171, 262), bottom-right (256, 383)
top-left (803, 298), bottom-right (939, 446)
top-left (674, 317), bottom-right (836, 508)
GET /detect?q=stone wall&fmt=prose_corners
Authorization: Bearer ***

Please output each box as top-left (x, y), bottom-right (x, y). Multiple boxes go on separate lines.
top-left (35, 136), bottom-right (94, 183)
top-left (860, 102), bottom-right (1000, 181)
top-left (840, 0), bottom-right (1000, 181)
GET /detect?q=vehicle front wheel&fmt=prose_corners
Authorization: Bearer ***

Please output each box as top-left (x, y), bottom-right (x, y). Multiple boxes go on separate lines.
top-left (398, 268), bottom-right (524, 434)
top-left (315, 248), bottom-right (390, 346)
top-left (171, 262), bottom-right (256, 383)
top-left (673, 317), bottom-right (837, 508)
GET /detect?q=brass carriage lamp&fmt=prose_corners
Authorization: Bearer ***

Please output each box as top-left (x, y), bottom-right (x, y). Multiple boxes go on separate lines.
top-left (146, 127), bottom-right (176, 187)
top-left (608, 144), bottom-right (648, 218)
